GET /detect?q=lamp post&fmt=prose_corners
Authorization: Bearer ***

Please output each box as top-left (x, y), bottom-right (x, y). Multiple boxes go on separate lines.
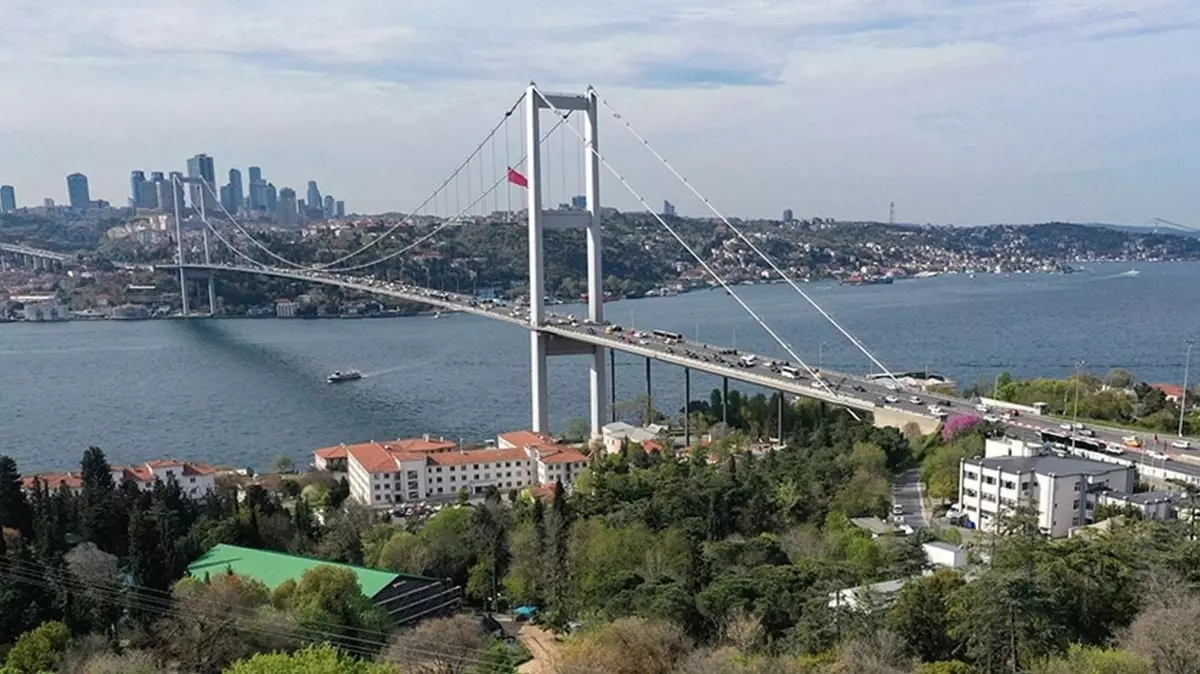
top-left (1180, 339), bottom-right (1194, 438)
top-left (1073, 359), bottom-right (1086, 428)
top-left (732, 325), bottom-right (740, 350)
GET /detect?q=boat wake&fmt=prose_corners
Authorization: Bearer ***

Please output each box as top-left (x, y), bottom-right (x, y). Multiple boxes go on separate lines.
top-left (362, 365), bottom-right (410, 378)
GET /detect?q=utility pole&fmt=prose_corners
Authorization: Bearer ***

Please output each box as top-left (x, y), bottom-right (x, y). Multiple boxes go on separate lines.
top-left (1181, 340), bottom-right (1194, 437)
top-left (1073, 359), bottom-right (1086, 428)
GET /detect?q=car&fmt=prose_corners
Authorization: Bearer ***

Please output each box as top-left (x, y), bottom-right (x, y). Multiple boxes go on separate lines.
top-left (1171, 440), bottom-right (1190, 449)
top-left (1147, 450), bottom-right (1169, 461)
top-left (1060, 423), bottom-right (1073, 431)
top-left (885, 395), bottom-right (899, 403)
top-left (983, 414), bottom-right (1001, 423)
top-left (892, 504), bottom-right (904, 516)
top-left (909, 396), bottom-right (922, 405)
top-left (893, 514), bottom-right (906, 524)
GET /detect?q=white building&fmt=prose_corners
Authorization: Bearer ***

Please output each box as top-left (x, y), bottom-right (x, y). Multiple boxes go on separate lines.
top-left (275, 299), bottom-right (298, 318)
top-left (600, 422), bottom-right (668, 454)
top-left (343, 431), bottom-right (589, 508)
top-left (22, 301), bottom-right (70, 322)
top-left (922, 541), bottom-right (967, 569)
top-left (959, 448), bottom-right (1134, 538)
top-left (22, 458), bottom-right (218, 499)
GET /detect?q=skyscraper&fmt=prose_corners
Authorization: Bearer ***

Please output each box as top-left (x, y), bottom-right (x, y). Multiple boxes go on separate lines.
top-left (306, 181), bottom-right (322, 214)
top-left (220, 184), bottom-right (234, 213)
top-left (782, 208), bottom-right (793, 222)
top-left (277, 187), bottom-right (297, 227)
top-left (228, 168), bottom-right (244, 215)
top-left (156, 180), bottom-right (173, 213)
top-left (186, 154), bottom-right (217, 211)
top-left (265, 183), bottom-right (278, 214)
top-left (248, 166), bottom-right (264, 211)
top-left (0, 185), bottom-right (15, 213)
top-left (138, 180), bottom-right (159, 209)
top-left (323, 195), bottom-right (335, 219)
top-left (662, 200), bottom-right (676, 217)
top-left (150, 171), bottom-right (165, 182)
top-left (66, 173), bottom-right (90, 209)
top-left (130, 170), bottom-right (146, 208)
top-left (335, 200), bottom-right (345, 218)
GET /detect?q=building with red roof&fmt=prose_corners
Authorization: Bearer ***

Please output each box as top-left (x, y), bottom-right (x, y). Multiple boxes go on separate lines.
top-left (22, 458), bottom-right (217, 499)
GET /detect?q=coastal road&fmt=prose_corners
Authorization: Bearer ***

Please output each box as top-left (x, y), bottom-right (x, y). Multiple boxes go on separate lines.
top-left (891, 469), bottom-right (930, 529)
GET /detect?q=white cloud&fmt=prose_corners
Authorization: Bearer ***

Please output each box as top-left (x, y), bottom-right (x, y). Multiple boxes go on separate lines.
top-left (0, 0), bottom-right (1197, 224)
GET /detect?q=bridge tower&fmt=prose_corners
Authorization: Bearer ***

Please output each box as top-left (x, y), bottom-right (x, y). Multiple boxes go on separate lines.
top-left (525, 85), bottom-right (606, 436)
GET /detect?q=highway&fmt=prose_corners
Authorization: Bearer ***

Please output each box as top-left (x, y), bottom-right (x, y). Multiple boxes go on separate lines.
top-left (175, 263), bottom-right (1200, 466)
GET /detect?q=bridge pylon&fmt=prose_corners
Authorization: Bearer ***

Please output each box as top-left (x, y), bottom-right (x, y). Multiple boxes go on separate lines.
top-left (525, 84), bottom-right (606, 437)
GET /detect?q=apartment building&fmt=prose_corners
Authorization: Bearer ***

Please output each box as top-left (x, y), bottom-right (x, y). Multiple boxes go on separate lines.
top-left (959, 438), bottom-right (1133, 537)
top-left (338, 431), bottom-right (588, 508)
top-left (22, 459), bottom-right (218, 499)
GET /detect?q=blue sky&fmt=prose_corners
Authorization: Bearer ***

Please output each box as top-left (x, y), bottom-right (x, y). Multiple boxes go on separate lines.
top-left (0, 0), bottom-right (1197, 225)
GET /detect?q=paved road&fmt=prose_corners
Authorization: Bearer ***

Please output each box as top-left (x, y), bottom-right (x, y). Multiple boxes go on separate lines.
top-left (891, 469), bottom-right (930, 529)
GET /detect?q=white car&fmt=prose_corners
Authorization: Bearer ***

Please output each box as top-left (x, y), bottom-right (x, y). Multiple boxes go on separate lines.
top-left (885, 395), bottom-right (899, 403)
top-left (884, 382), bottom-right (898, 390)
top-left (1060, 423), bottom-right (1073, 431)
top-left (983, 414), bottom-right (1001, 423)
top-left (909, 396), bottom-right (922, 405)
top-left (1171, 440), bottom-right (1190, 449)
top-left (975, 404), bottom-right (989, 413)
top-left (892, 504), bottom-right (904, 516)
top-left (1147, 450), bottom-right (1170, 461)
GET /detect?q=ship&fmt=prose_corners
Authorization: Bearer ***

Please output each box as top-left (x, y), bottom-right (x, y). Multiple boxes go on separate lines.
top-left (841, 273), bottom-right (894, 286)
top-left (326, 370), bottom-right (362, 383)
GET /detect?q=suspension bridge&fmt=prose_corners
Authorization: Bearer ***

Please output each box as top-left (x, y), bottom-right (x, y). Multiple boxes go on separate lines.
top-left (131, 82), bottom-right (1189, 456)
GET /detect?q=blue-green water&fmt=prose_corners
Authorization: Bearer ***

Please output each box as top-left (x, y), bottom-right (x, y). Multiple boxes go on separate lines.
top-left (2, 262), bottom-right (1196, 472)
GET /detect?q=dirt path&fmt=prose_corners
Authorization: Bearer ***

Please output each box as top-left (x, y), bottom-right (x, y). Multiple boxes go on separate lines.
top-left (517, 623), bottom-right (559, 674)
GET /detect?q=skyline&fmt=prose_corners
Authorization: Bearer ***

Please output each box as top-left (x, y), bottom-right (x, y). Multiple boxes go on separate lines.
top-left (0, 1), bottom-right (1198, 225)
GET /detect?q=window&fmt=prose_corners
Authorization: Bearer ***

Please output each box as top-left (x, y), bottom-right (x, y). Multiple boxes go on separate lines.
top-left (435, 467), bottom-right (442, 473)
top-left (383, 473), bottom-right (391, 479)
top-left (1072, 500), bottom-right (1080, 510)
top-left (374, 484), bottom-right (380, 491)
top-left (1073, 482), bottom-right (1081, 492)
top-left (374, 494), bottom-right (381, 501)
top-left (1002, 480), bottom-right (1015, 490)
top-left (1021, 481), bottom-right (1031, 491)
top-left (436, 477), bottom-right (443, 483)
top-left (984, 476), bottom-right (996, 485)
top-left (965, 471), bottom-right (978, 481)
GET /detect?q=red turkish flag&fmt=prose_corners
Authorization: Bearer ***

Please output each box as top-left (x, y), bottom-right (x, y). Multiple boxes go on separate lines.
top-left (507, 167), bottom-right (528, 188)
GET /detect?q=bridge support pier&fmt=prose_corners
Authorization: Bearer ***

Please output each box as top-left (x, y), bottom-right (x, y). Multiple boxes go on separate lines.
top-left (589, 347), bottom-right (606, 439)
top-left (530, 332), bottom-right (549, 434)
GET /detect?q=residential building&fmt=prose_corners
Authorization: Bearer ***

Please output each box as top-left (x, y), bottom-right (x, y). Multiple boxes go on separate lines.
top-left (341, 431), bottom-right (588, 508)
top-left (601, 421), bottom-right (668, 454)
top-left (959, 439), bottom-right (1134, 537)
top-left (277, 187), bottom-right (297, 226)
top-left (188, 544), bottom-right (461, 626)
top-left (22, 301), bottom-right (70, 321)
top-left (1095, 490), bottom-right (1183, 522)
top-left (335, 200), bottom-right (345, 218)
top-left (314, 435), bottom-right (456, 471)
top-left (22, 458), bottom-right (217, 499)
top-left (0, 185), bottom-right (15, 213)
top-left (66, 173), bottom-right (90, 209)
top-left (782, 208), bottom-right (793, 222)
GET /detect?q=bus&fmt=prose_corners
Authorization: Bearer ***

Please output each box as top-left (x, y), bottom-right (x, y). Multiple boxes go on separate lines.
top-left (652, 329), bottom-right (683, 341)
top-left (780, 365), bottom-right (801, 379)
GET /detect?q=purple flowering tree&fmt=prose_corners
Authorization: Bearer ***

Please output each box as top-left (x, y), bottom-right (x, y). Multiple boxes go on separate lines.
top-left (942, 414), bottom-right (983, 442)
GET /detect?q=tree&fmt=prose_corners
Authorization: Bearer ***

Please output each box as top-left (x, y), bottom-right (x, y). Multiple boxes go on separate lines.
top-left (1120, 592), bottom-right (1200, 674)
top-left (0, 456), bottom-right (32, 538)
top-left (273, 454), bottom-right (295, 474)
top-left (273, 565), bottom-right (393, 655)
top-left (224, 644), bottom-right (397, 674)
top-left (1103, 368), bottom-right (1135, 390)
top-left (562, 417), bottom-right (591, 443)
top-left (79, 446), bottom-right (122, 554)
top-left (5, 620), bottom-right (69, 673)
top-left (328, 477), bottom-right (351, 509)
top-left (77, 651), bottom-right (164, 674)
top-left (383, 615), bottom-right (490, 674)
top-left (888, 570), bottom-right (965, 662)
top-left (301, 483), bottom-right (330, 509)
top-left (556, 618), bottom-right (691, 674)
top-left (1032, 645), bottom-right (1149, 674)
top-left (64, 543), bottom-right (122, 637)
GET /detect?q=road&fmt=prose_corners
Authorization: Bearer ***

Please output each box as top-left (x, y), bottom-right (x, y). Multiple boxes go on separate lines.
top-left (891, 469), bottom-right (930, 529)
top-left (176, 262), bottom-right (1200, 468)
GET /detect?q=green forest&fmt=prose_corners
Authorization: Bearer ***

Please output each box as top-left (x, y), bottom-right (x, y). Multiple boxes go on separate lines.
top-left (0, 394), bottom-right (1197, 672)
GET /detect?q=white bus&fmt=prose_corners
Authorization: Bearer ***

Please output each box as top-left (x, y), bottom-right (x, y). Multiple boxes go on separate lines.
top-left (780, 365), bottom-right (801, 379)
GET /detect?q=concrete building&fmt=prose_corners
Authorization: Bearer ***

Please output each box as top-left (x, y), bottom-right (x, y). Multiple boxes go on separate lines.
top-left (782, 208), bottom-right (793, 222)
top-left (22, 459), bottom-right (217, 499)
top-left (1095, 490), bottom-right (1183, 522)
top-left (339, 431), bottom-right (588, 508)
top-left (335, 200), bottom-right (345, 218)
top-left (600, 421), bottom-right (669, 454)
top-left (275, 299), bottom-right (298, 318)
top-left (922, 541), bottom-right (967, 569)
top-left (186, 154), bottom-right (217, 211)
top-left (959, 438), bottom-right (1134, 537)
top-left (22, 301), bottom-right (70, 322)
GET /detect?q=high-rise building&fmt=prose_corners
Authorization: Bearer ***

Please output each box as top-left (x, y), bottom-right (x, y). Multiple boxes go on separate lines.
top-left (248, 166), bottom-right (265, 211)
top-left (0, 185), bottom-right (15, 213)
top-left (662, 200), bottom-right (676, 217)
top-left (43, 198), bottom-right (55, 209)
top-left (782, 208), bottom-right (793, 222)
top-left (138, 180), bottom-right (159, 209)
top-left (168, 172), bottom-right (186, 212)
top-left (265, 183), bottom-right (278, 214)
top-left (150, 171), bottom-right (165, 182)
top-left (323, 195), bottom-right (335, 219)
top-left (156, 180), bottom-right (173, 213)
top-left (66, 173), bottom-right (90, 209)
top-left (306, 181), bottom-right (322, 213)
top-left (277, 187), bottom-right (297, 227)
top-left (186, 154), bottom-right (217, 211)
top-left (219, 184), bottom-right (234, 214)
top-left (130, 170), bottom-right (146, 208)
top-left (335, 200), bottom-right (345, 218)
top-left (228, 168), bottom-right (243, 215)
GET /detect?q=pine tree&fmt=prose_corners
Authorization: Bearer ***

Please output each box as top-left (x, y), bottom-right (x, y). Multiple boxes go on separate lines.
top-left (0, 456), bottom-right (32, 538)
top-left (79, 447), bottom-right (121, 553)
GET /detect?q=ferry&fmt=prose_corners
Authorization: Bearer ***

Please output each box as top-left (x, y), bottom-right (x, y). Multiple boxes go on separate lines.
top-left (326, 370), bottom-right (362, 384)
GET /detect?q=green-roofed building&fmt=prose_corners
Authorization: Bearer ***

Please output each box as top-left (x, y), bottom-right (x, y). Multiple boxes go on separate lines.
top-left (188, 544), bottom-right (461, 625)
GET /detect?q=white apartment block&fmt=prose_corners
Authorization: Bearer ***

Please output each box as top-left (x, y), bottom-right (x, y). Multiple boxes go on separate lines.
top-left (959, 438), bottom-right (1134, 538)
top-left (22, 459), bottom-right (218, 499)
top-left (340, 431), bottom-right (590, 508)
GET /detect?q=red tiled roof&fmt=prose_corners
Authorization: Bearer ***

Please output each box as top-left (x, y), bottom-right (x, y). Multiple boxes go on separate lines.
top-left (498, 431), bottom-right (554, 448)
top-left (536, 446), bottom-right (589, 464)
top-left (388, 438), bottom-right (457, 453)
top-left (529, 483), bottom-right (557, 501)
top-left (315, 446), bottom-right (348, 460)
top-left (427, 447), bottom-right (530, 466)
top-left (346, 443), bottom-right (402, 473)
top-left (1152, 384), bottom-right (1185, 398)
top-left (21, 472), bottom-right (82, 490)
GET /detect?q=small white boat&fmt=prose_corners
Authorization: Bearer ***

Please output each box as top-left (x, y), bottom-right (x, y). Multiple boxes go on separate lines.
top-left (326, 370), bottom-right (362, 383)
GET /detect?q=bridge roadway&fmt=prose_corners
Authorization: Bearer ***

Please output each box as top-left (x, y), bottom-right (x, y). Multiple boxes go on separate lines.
top-left (0, 243), bottom-right (73, 262)
top-left (173, 263), bottom-right (1200, 462)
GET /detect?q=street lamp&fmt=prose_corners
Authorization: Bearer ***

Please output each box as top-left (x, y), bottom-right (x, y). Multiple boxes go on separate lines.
top-left (1180, 339), bottom-right (1194, 438)
top-left (732, 325), bottom-right (740, 350)
top-left (1073, 359), bottom-right (1086, 428)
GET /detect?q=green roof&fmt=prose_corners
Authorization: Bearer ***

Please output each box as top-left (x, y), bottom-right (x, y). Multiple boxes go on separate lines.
top-left (187, 544), bottom-right (402, 598)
